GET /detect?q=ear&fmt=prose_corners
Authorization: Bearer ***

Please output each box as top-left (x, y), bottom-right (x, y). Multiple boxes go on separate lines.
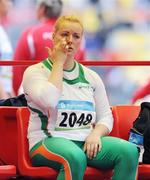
top-left (45, 46), bottom-right (52, 58)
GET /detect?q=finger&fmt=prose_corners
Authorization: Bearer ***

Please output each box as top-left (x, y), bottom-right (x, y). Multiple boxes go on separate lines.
top-left (51, 37), bottom-right (66, 52)
top-left (87, 144), bottom-right (95, 159)
top-left (93, 144), bottom-right (99, 157)
top-left (62, 37), bottom-right (67, 45)
top-left (56, 38), bottom-right (68, 53)
top-left (61, 37), bottom-right (71, 52)
top-left (65, 45), bottom-right (69, 49)
top-left (61, 37), bottom-right (67, 46)
top-left (89, 144), bottom-right (95, 159)
top-left (62, 44), bottom-right (68, 52)
top-left (86, 144), bottom-right (91, 159)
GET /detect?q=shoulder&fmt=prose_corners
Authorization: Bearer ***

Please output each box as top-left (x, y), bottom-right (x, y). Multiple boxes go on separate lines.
top-left (79, 63), bottom-right (105, 89)
top-left (80, 63), bottom-right (102, 81)
top-left (24, 61), bottom-right (45, 76)
top-left (22, 59), bottom-right (51, 88)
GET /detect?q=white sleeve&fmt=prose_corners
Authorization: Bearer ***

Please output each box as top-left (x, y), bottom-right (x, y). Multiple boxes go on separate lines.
top-left (93, 73), bottom-right (114, 133)
top-left (22, 65), bottom-right (61, 109)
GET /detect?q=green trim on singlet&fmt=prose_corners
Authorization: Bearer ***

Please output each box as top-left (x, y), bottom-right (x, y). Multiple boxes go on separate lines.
top-left (28, 106), bottom-right (51, 137)
top-left (63, 63), bottom-right (89, 84)
top-left (55, 125), bottom-right (91, 131)
top-left (42, 58), bottom-right (76, 72)
top-left (42, 59), bottom-right (89, 85)
top-left (42, 58), bottom-right (52, 71)
top-left (64, 61), bottom-right (76, 72)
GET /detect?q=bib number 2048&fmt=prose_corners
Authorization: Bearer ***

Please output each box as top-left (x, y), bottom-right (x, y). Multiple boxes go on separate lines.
top-left (59, 112), bottom-right (92, 128)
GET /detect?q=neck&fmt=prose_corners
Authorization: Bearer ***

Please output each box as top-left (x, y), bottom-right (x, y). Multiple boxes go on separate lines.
top-left (63, 57), bottom-right (75, 71)
top-left (49, 55), bottom-right (75, 71)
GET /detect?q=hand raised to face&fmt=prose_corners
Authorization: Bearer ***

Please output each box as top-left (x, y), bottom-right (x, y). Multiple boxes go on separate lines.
top-left (45, 37), bottom-right (69, 66)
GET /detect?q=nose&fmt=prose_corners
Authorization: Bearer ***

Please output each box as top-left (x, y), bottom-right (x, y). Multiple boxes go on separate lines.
top-left (67, 35), bottom-right (73, 44)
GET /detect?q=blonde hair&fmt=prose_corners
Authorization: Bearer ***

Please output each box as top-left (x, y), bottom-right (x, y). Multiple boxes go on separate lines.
top-left (54, 15), bottom-right (84, 33)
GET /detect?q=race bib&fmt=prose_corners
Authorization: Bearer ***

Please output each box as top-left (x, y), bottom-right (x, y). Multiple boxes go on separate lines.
top-left (55, 100), bottom-right (96, 131)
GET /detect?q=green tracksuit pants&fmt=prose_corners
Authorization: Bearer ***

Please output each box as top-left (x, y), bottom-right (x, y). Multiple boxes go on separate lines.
top-left (30, 136), bottom-right (139, 180)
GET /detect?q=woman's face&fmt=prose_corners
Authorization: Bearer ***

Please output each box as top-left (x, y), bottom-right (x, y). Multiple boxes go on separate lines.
top-left (53, 21), bottom-right (83, 56)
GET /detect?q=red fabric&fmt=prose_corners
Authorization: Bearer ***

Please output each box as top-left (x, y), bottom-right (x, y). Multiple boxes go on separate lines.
top-left (132, 80), bottom-right (150, 103)
top-left (13, 19), bottom-right (85, 95)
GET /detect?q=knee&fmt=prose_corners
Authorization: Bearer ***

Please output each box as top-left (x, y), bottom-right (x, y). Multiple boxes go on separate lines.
top-left (62, 150), bottom-right (87, 179)
top-left (118, 142), bottom-right (139, 168)
top-left (67, 150), bottom-right (87, 168)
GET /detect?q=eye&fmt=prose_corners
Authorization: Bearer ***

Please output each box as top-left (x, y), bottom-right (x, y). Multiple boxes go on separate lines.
top-left (73, 34), bottom-right (80, 39)
top-left (61, 32), bottom-right (68, 37)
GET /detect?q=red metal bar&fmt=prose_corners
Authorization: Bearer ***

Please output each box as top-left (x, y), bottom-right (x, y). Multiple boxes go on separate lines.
top-left (0, 60), bottom-right (150, 66)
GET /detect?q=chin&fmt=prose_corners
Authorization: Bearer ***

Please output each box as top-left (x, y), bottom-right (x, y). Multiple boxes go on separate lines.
top-left (67, 51), bottom-right (76, 56)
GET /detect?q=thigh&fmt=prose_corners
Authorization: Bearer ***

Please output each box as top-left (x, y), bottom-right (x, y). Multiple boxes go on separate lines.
top-left (30, 137), bottom-right (86, 170)
top-left (87, 136), bottom-right (138, 170)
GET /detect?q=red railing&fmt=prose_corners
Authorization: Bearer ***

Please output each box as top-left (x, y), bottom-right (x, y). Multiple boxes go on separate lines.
top-left (0, 60), bottom-right (150, 66)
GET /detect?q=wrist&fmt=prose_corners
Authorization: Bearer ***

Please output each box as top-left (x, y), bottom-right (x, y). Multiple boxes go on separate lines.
top-left (91, 130), bottom-right (101, 137)
top-left (51, 51), bottom-right (66, 66)
top-left (53, 61), bottom-right (64, 68)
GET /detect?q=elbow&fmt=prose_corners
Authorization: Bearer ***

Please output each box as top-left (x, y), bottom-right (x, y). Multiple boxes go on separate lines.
top-left (107, 123), bottom-right (113, 134)
top-left (39, 95), bottom-right (60, 108)
top-left (32, 84), bottom-right (61, 109)
top-left (24, 82), bottom-right (61, 109)
top-left (96, 116), bottom-right (114, 134)
top-left (35, 89), bottom-right (60, 108)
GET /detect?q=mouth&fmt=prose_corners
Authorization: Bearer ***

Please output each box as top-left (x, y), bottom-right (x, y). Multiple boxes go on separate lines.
top-left (67, 46), bottom-right (74, 51)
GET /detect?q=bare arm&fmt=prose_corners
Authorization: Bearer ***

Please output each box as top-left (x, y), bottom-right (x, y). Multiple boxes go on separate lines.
top-left (83, 70), bottom-right (113, 159)
top-left (48, 61), bottom-right (64, 91)
top-left (91, 124), bottom-right (109, 137)
top-left (46, 38), bottom-right (68, 91)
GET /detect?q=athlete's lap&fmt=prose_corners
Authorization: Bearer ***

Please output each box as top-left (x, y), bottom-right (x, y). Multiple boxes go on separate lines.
top-left (31, 135), bottom-right (137, 170)
top-left (43, 136), bottom-right (136, 161)
top-left (87, 136), bottom-right (138, 169)
top-left (43, 137), bottom-right (86, 160)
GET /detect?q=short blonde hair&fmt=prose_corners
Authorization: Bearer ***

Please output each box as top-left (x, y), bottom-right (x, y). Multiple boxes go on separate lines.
top-left (54, 15), bottom-right (84, 33)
